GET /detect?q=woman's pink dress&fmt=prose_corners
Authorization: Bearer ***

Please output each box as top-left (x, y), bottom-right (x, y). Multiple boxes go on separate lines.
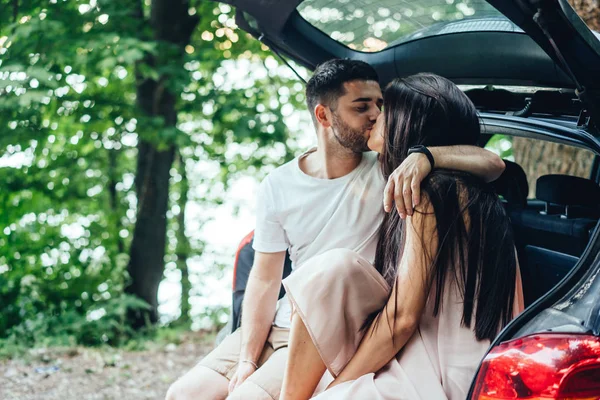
top-left (282, 248), bottom-right (524, 400)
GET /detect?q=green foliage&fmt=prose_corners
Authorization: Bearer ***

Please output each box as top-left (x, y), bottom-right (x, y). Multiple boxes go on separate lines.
top-left (0, 0), bottom-right (308, 348)
top-left (298, 0), bottom-right (501, 52)
top-left (1, 294), bottom-right (149, 348)
top-left (485, 134), bottom-right (514, 160)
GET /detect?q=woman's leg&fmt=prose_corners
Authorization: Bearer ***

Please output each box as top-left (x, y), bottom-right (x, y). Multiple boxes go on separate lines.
top-left (281, 249), bottom-right (391, 399)
top-left (280, 313), bottom-right (327, 400)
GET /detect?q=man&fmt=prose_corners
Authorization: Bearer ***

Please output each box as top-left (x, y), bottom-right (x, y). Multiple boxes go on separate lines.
top-left (166, 59), bottom-right (505, 400)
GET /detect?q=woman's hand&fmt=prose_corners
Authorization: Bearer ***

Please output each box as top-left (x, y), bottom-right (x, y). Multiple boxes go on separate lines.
top-left (383, 153), bottom-right (431, 219)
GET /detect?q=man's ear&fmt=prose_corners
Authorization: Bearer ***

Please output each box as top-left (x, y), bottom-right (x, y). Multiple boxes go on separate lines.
top-left (314, 104), bottom-right (332, 128)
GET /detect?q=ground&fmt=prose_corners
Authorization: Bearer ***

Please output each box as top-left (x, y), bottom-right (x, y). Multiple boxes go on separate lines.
top-left (0, 330), bottom-right (216, 400)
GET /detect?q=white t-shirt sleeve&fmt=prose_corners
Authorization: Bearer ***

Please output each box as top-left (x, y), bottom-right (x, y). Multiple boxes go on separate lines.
top-left (253, 176), bottom-right (289, 253)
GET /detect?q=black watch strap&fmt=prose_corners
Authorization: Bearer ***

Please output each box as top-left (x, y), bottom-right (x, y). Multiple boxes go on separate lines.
top-left (407, 145), bottom-right (435, 170)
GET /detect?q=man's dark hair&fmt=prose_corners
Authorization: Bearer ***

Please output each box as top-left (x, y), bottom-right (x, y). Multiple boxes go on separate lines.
top-left (305, 59), bottom-right (379, 123)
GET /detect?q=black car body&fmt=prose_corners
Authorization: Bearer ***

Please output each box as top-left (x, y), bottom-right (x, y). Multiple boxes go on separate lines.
top-left (219, 0), bottom-right (600, 398)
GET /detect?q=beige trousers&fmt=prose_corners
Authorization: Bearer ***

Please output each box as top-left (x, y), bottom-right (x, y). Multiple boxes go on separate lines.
top-left (198, 326), bottom-right (289, 399)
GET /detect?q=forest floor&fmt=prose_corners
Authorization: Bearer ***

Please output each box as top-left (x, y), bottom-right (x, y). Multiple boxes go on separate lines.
top-left (0, 329), bottom-right (216, 400)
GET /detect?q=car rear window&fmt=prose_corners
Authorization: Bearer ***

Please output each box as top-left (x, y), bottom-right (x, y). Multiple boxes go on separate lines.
top-left (297, 0), bottom-right (522, 53)
top-left (485, 135), bottom-right (596, 199)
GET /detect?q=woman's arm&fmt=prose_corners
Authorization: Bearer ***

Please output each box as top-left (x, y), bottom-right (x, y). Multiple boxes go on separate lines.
top-left (328, 199), bottom-right (438, 389)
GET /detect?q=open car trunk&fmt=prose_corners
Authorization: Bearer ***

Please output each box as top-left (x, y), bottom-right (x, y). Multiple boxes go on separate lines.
top-left (220, 0), bottom-right (600, 396)
top-left (223, 0), bottom-right (600, 133)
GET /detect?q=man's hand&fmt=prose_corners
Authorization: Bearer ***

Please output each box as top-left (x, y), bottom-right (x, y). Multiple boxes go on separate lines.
top-left (228, 362), bottom-right (257, 394)
top-left (383, 153), bottom-right (430, 219)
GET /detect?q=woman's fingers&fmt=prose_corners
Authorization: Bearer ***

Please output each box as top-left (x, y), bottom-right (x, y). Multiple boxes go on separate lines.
top-left (385, 153), bottom-right (430, 219)
top-left (394, 177), bottom-right (406, 218)
top-left (411, 176), bottom-right (421, 208)
top-left (386, 166), bottom-right (425, 218)
top-left (383, 178), bottom-right (395, 213)
top-left (385, 173), bottom-right (411, 218)
top-left (402, 178), bottom-right (413, 216)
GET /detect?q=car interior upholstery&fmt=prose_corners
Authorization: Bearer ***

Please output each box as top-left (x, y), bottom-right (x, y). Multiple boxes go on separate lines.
top-left (493, 160), bottom-right (600, 306)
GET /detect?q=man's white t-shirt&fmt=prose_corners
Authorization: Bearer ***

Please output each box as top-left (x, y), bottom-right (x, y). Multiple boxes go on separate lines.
top-left (252, 150), bottom-right (386, 328)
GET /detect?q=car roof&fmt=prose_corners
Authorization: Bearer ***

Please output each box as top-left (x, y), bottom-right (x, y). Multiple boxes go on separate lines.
top-left (229, 0), bottom-right (600, 91)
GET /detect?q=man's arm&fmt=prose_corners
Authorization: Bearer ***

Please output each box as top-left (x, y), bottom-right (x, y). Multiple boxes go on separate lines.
top-left (430, 146), bottom-right (505, 183)
top-left (383, 146), bottom-right (505, 218)
top-left (229, 250), bottom-right (286, 393)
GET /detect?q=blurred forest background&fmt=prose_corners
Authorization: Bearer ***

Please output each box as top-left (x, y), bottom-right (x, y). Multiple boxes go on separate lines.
top-left (0, 0), bottom-right (599, 398)
top-left (0, 0), bottom-right (313, 355)
top-left (0, 0), bottom-right (598, 359)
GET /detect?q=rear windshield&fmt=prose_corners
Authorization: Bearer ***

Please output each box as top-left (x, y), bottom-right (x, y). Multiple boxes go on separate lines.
top-left (297, 0), bottom-right (522, 53)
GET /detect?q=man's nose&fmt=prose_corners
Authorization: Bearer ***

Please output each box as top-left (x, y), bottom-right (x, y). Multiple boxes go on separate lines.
top-left (369, 106), bottom-right (380, 120)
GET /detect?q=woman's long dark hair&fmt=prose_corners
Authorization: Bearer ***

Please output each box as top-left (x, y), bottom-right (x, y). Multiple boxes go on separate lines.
top-left (372, 74), bottom-right (516, 342)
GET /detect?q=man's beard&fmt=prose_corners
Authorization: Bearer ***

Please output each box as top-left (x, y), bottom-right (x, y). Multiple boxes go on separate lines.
top-left (331, 113), bottom-right (371, 153)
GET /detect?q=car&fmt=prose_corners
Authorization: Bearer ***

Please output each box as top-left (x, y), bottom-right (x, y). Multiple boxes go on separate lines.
top-left (218, 0), bottom-right (600, 398)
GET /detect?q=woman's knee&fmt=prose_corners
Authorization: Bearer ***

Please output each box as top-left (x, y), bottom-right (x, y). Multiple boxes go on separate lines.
top-left (318, 248), bottom-right (361, 270)
top-left (165, 366), bottom-right (228, 400)
top-left (316, 248), bottom-right (372, 279)
top-left (166, 379), bottom-right (199, 400)
top-left (165, 379), bottom-right (185, 400)
top-left (226, 379), bottom-right (273, 400)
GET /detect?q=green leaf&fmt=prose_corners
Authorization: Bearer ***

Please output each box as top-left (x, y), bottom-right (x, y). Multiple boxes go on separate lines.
top-left (120, 48), bottom-right (145, 64)
top-left (17, 90), bottom-right (48, 107)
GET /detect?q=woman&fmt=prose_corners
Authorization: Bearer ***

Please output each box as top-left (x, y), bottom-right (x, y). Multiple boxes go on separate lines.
top-left (279, 73), bottom-right (524, 400)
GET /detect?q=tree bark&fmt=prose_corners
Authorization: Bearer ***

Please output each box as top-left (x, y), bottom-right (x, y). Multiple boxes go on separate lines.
top-left (126, 142), bottom-right (175, 326)
top-left (176, 151), bottom-right (191, 325)
top-left (107, 148), bottom-right (125, 255)
top-left (125, 0), bottom-right (198, 327)
top-left (568, 0), bottom-right (600, 31)
top-left (12, 0), bottom-right (18, 23)
top-left (512, 138), bottom-right (595, 198)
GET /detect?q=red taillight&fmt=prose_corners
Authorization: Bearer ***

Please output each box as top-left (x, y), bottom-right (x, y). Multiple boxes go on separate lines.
top-left (232, 231), bottom-right (254, 290)
top-left (472, 333), bottom-right (600, 400)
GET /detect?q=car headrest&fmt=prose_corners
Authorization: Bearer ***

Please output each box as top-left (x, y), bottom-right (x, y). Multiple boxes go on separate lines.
top-left (493, 160), bottom-right (528, 208)
top-left (536, 175), bottom-right (600, 207)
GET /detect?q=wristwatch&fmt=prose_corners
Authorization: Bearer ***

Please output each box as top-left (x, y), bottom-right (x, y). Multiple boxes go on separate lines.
top-left (407, 145), bottom-right (435, 170)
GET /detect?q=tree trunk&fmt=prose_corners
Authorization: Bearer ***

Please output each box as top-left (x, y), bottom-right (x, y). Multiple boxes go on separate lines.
top-left (512, 0), bottom-right (598, 197)
top-left (125, 0), bottom-right (198, 327)
top-left (512, 138), bottom-right (595, 198)
top-left (107, 148), bottom-right (124, 255)
top-left (126, 141), bottom-right (175, 325)
top-left (12, 0), bottom-right (18, 23)
top-left (176, 151), bottom-right (191, 325)
top-left (568, 0), bottom-right (600, 31)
